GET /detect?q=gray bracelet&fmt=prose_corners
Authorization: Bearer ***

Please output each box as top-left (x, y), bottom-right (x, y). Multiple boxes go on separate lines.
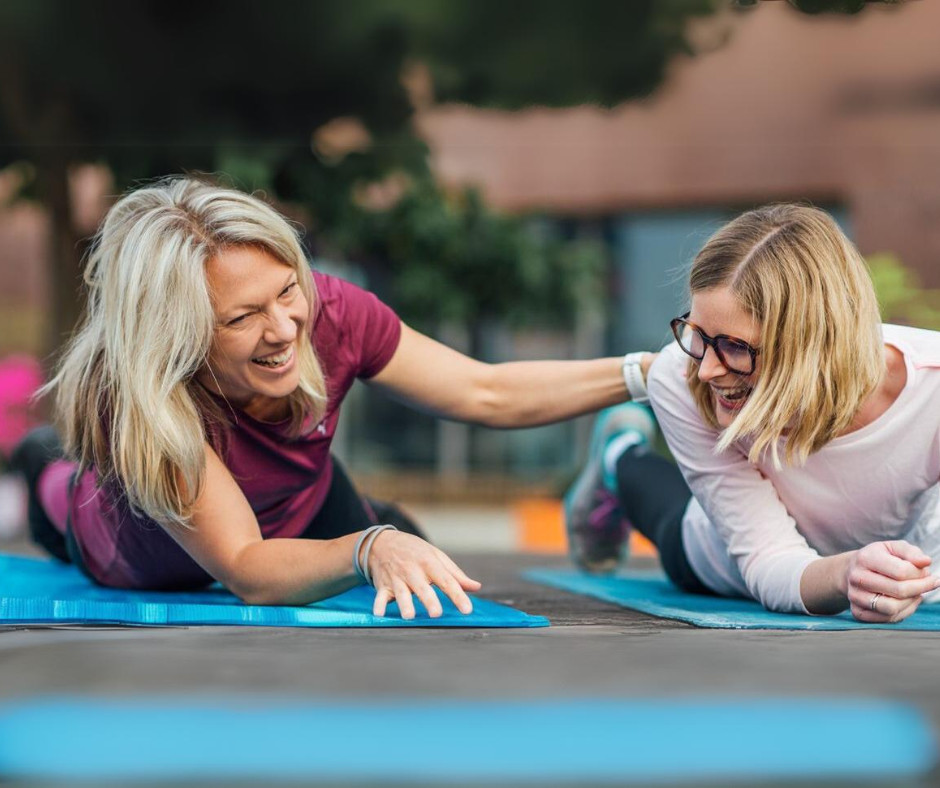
top-left (360, 524), bottom-right (398, 587)
top-left (353, 525), bottom-right (385, 583)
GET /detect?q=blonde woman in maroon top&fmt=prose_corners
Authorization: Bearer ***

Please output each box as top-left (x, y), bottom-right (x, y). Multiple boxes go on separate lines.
top-left (17, 177), bottom-right (646, 619)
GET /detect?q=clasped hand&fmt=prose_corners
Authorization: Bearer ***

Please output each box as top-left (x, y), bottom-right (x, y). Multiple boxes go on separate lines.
top-left (846, 540), bottom-right (940, 623)
top-left (365, 530), bottom-right (482, 619)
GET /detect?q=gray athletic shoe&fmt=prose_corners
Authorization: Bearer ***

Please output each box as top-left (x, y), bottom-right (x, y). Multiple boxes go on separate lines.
top-left (564, 403), bottom-right (657, 574)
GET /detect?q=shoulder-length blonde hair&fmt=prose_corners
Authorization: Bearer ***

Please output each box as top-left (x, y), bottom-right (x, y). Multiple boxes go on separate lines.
top-left (43, 177), bottom-right (327, 526)
top-left (687, 204), bottom-right (884, 467)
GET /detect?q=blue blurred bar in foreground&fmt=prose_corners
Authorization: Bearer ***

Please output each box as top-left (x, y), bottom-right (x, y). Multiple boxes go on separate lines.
top-left (0, 696), bottom-right (934, 784)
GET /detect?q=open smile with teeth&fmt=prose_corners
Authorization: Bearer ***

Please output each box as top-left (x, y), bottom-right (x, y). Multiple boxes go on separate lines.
top-left (713, 384), bottom-right (752, 408)
top-left (251, 345), bottom-right (294, 369)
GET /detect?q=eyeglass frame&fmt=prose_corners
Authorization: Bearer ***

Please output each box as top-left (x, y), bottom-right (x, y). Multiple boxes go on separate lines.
top-left (669, 312), bottom-right (761, 376)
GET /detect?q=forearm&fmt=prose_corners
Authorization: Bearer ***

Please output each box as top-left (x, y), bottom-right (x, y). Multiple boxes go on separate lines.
top-left (371, 326), bottom-right (657, 429)
top-left (479, 354), bottom-right (654, 429)
top-left (481, 357), bottom-right (624, 428)
top-left (800, 552), bottom-right (854, 615)
top-left (227, 533), bottom-right (362, 606)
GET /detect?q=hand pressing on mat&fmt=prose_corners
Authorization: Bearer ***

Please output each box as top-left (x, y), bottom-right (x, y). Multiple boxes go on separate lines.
top-left (366, 530), bottom-right (482, 619)
top-left (844, 541), bottom-right (940, 624)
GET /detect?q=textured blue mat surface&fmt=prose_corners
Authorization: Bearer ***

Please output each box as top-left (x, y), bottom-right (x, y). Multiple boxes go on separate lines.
top-left (0, 554), bottom-right (547, 628)
top-left (0, 697), bottom-right (933, 782)
top-left (525, 568), bottom-right (940, 631)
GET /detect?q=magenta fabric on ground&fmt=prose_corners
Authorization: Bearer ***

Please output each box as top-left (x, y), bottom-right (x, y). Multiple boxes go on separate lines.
top-left (37, 460), bottom-right (73, 536)
top-left (62, 272), bottom-right (401, 590)
top-left (0, 355), bottom-right (43, 457)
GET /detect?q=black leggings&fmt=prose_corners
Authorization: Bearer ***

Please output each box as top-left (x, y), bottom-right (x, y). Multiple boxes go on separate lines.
top-left (614, 447), bottom-right (713, 595)
top-left (299, 458), bottom-right (424, 541)
top-left (35, 457), bottom-right (423, 569)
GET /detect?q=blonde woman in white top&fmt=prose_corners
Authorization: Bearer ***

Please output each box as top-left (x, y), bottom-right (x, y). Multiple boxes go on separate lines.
top-left (565, 204), bottom-right (940, 623)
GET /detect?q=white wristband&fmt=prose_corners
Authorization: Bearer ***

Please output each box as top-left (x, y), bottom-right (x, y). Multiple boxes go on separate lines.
top-left (621, 352), bottom-right (650, 403)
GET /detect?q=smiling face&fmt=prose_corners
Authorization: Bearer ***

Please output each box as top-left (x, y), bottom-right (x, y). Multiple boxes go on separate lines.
top-left (688, 285), bottom-right (762, 429)
top-left (197, 245), bottom-right (309, 419)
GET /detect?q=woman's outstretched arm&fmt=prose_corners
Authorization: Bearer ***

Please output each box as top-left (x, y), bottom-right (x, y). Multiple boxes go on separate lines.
top-left (166, 443), bottom-right (480, 615)
top-left (368, 322), bottom-right (654, 429)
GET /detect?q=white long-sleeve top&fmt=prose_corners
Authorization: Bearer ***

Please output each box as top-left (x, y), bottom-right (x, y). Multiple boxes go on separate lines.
top-left (647, 324), bottom-right (940, 613)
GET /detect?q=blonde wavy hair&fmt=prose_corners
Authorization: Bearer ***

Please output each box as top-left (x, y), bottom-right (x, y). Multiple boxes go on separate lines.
top-left (687, 204), bottom-right (884, 467)
top-left (43, 177), bottom-right (327, 526)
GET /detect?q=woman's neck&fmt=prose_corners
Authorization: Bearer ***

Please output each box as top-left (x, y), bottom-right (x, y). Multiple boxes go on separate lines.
top-left (242, 395), bottom-right (292, 423)
top-left (840, 344), bottom-right (906, 436)
top-left (196, 378), bottom-right (292, 424)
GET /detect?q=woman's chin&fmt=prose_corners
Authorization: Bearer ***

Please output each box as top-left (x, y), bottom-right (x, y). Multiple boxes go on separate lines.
top-left (261, 376), bottom-right (301, 400)
top-left (239, 369), bottom-right (301, 407)
top-left (714, 398), bottom-right (747, 428)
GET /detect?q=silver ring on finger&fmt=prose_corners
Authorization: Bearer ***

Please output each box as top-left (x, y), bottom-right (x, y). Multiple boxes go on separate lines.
top-left (870, 593), bottom-right (883, 613)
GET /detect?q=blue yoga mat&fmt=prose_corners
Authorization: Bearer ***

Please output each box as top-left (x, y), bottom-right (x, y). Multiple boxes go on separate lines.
top-left (526, 568), bottom-right (940, 631)
top-left (0, 697), bottom-right (933, 783)
top-left (0, 554), bottom-right (547, 628)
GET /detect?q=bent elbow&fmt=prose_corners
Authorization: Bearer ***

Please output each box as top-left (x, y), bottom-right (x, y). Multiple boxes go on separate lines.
top-left (460, 364), bottom-right (506, 427)
top-left (223, 545), bottom-right (291, 606)
top-left (225, 575), bottom-right (285, 607)
top-left (471, 389), bottom-right (526, 429)
top-left (235, 588), bottom-right (279, 607)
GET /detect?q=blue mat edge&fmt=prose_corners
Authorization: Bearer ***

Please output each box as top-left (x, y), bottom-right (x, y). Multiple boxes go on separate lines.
top-left (0, 595), bottom-right (550, 628)
top-left (523, 568), bottom-right (938, 632)
top-left (0, 555), bottom-right (549, 629)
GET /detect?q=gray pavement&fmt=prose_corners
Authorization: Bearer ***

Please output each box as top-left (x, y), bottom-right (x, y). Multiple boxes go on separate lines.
top-left (1, 533), bottom-right (939, 786)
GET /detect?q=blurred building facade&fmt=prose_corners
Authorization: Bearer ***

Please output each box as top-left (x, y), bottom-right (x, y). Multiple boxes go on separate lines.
top-left (418, 1), bottom-right (940, 345)
top-left (1, 1), bottom-right (939, 493)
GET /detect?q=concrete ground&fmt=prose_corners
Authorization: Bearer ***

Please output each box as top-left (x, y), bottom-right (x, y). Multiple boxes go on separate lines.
top-left (0, 507), bottom-right (938, 786)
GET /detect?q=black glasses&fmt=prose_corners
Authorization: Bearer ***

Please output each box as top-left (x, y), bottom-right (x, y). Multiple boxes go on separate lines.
top-left (670, 313), bottom-right (760, 376)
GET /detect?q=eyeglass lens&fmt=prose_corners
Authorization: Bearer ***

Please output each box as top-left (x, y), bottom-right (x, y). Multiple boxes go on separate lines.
top-left (676, 323), bottom-right (753, 374)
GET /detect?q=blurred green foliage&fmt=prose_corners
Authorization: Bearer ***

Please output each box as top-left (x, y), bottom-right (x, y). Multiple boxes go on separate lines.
top-left (0, 0), bottom-right (914, 350)
top-left (786, 0), bottom-right (906, 13)
top-left (379, 0), bottom-right (715, 109)
top-left (734, 0), bottom-right (906, 12)
top-left (787, 0), bottom-right (867, 12)
top-left (0, 0), bottom-right (717, 350)
top-left (868, 254), bottom-right (940, 330)
top-left (330, 180), bottom-right (607, 332)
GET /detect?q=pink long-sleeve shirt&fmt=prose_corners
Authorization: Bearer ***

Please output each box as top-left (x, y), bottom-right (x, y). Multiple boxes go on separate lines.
top-left (648, 324), bottom-right (940, 613)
